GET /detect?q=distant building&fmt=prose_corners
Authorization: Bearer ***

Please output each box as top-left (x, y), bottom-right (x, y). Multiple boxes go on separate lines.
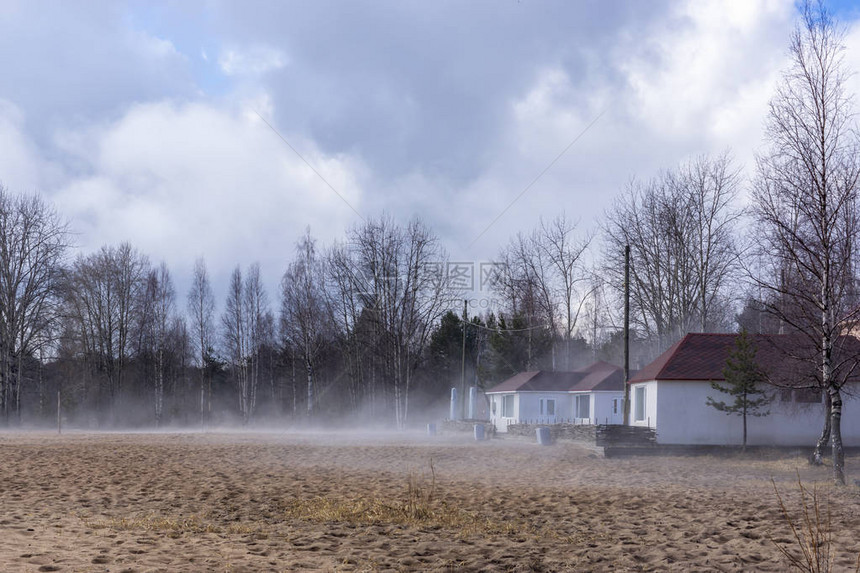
top-left (628, 333), bottom-right (860, 446)
top-left (485, 361), bottom-right (624, 432)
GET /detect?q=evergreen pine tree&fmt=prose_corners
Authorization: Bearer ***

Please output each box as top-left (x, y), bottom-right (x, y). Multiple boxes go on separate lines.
top-left (706, 329), bottom-right (771, 450)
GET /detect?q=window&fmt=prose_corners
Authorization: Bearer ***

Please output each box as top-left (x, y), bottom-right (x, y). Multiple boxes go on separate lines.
top-left (546, 399), bottom-right (555, 416)
top-left (540, 399), bottom-right (544, 415)
top-left (634, 386), bottom-right (646, 422)
top-left (491, 400), bottom-right (497, 415)
top-left (575, 395), bottom-right (590, 419)
top-left (795, 388), bottom-right (822, 403)
top-left (778, 388), bottom-right (793, 402)
top-left (502, 395), bottom-right (515, 417)
top-left (612, 399), bottom-right (618, 414)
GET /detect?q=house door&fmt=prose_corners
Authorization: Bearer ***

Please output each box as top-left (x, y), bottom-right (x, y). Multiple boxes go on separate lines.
top-left (610, 397), bottom-right (622, 424)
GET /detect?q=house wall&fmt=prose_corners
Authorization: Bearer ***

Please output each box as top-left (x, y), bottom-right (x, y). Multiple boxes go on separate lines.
top-left (630, 382), bottom-right (658, 428)
top-left (516, 392), bottom-right (572, 424)
top-left (593, 392), bottom-right (624, 425)
top-left (488, 391), bottom-right (573, 432)
top-left (488, 391), bottom-right (623, 430)
top-left (648, 380), bottom-right (860, 446)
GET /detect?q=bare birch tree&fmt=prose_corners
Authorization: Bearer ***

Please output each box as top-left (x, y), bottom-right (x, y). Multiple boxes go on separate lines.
top-left (222, 266), bottom-right (251, 424)
top-left (0, 188), bottom-right (69, 422)
top-left (494, 234), bottom-right (554, 370)
top-left (494, 215), bottom-right (592, 371)
top-left (326, 242), bottom-right (367, 410)
top-left (187, 257), bottom-right (215, 424)
top-left (751, 0), bottom-right (860, 484)
top-left (602, 153), bottom-right (740, 356)
top-left (340, 216), bottom-right (451, 427)
top-left (281, 230), bottom-right (331, 418)
top-left (538, 215), bottom-right (592, 370)
top-left (395, 219), bottom-right (451, 426)
top-left (681, 152), bottom-right (743, 332)
top-left (64, 243), bottom-right (149, 423)
top-left (243, 262), bottom-right (269, 421)
top-left (149, 262), bottom-right (175, 426)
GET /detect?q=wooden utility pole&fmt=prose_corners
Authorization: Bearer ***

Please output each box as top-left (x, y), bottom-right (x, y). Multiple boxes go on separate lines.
top-left (622, 245), bottom-right (631, 425)
top-left (460, 299), bottom-right (468, 420)
top-left (57, 389), bottom-right (61, 435)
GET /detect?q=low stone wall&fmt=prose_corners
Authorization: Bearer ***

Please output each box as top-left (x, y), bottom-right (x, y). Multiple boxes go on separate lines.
top-left (506, 423), bottom-right (597, 442)
top-left (595, 424), bottom-right (657, 447)
top-left (440, 419), bottom-right (495, 437)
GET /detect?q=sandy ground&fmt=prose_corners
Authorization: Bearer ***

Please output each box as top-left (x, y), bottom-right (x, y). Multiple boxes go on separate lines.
top-left (0, 432), bottom-right (858, 572)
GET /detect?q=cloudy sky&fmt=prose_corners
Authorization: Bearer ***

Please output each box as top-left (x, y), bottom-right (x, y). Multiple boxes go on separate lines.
top-left (2, 0), bottom-right (860, 303)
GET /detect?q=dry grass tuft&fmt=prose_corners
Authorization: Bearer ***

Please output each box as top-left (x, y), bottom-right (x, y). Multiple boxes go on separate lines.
top-left (770, 474), bottom-right (833, 573)
top-left (282, 459), bottom-right (526, 537)
top-left (81, 513), bottom-right (258, 536)
top-left (283, 492), bottom-right (515, 536)
top-left (404, 458), bottom-right (436, 520)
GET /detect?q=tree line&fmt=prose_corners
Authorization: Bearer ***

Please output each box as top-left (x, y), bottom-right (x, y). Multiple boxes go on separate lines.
top-left (0, 182), bottom-right (706, 431)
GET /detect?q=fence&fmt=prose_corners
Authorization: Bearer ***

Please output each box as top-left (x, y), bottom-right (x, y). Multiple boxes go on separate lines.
top-left (505, 417), bottom-right (613, 427)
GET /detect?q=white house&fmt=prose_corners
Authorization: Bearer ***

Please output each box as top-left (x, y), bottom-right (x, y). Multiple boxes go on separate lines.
top-left (628, 333), bottom-right (860, 446)
top-left (486, 361), bottom-right (624, 432)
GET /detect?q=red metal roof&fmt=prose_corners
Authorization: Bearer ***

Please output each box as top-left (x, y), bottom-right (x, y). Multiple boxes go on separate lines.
top-left (628, 332), bottom-right (860, 384)
top-left (628, 334), bottom-right (735, 383)
top-left (486, 361), bottom-right (624, 393)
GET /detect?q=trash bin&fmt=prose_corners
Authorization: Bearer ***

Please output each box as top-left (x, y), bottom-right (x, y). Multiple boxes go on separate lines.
top-left (474, 424), bottom-right (486, 441)
top-left (536, 427), bottom-right (552, 445)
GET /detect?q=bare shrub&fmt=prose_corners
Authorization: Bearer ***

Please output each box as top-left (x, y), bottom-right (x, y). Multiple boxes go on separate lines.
top-left (404, 458), bottom-right (436, 520)
top-left (770, 476), bottom-right (832, 572)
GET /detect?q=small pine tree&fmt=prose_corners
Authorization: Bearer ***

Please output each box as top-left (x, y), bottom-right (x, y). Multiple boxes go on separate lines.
top-left (706, 329), bottom-right (770, 451)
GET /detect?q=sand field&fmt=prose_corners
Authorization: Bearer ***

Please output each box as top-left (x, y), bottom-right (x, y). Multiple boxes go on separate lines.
top-left (0, 430), bottom-right (859, 572)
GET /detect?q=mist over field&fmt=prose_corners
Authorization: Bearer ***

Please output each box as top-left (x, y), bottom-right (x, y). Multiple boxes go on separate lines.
top-left (0, 0), bottom-right (857, 437)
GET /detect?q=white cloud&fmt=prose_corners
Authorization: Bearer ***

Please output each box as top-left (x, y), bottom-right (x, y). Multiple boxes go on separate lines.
top-left (50, 99), bottom-right (366, 294)
top-left (422, 1), bottom-right (802, 259)
top-left (219, 45), bottom-right (287, 76)
top-left (129, 30), bottom-right (182, 61)
top-left (4, 0), bottom-right (857, 304)
top-left (841, 19), bottom-right (860, 103)
top-left (0, 100), bottom-right (62, 193)
top-left (618, 0), bottom-right (792, 146)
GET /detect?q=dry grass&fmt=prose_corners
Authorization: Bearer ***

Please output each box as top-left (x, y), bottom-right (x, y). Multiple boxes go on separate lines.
top-left (81, 513), bottom-right (260, 536)
top-left (281, 491), bottom-right (520, 536)
top-left (404, 458), bottom-right (436, 520)
top-left (770, 474), bottom-right (834, 573)
top-left (280, 459), bottom-right (603, 546)
top-left (281, 459), bottom-right (529, 537)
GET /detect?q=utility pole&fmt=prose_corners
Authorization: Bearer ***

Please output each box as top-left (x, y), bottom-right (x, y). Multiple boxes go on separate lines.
top-left (622, 245), bottom-right (631, 425)
top-left (460, 298), bottom-right (468, 420)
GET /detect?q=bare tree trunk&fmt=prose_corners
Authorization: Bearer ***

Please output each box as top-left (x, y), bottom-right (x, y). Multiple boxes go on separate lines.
top-left (306, 355), bottom-right (313, 417)
top-left (155, 348), bottom-right (164, 427)
top-left (15, 351), bottom-right (22, 423)
top-left (810, 392), bottom-right (831, 465)
top-left (290, 350), bottom-right (296, 416)
top-left (830, 387), bottom-right (845, 485)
